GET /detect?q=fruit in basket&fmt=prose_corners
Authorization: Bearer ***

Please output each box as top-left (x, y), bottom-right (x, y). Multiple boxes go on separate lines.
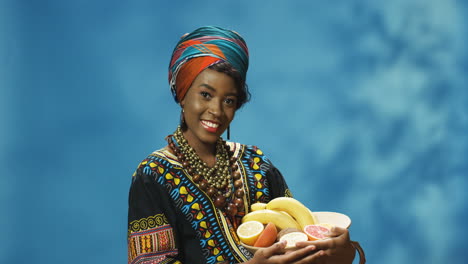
top-left (266, 197), bottom-right (317, 229)
top-left (241, 209), bottom-right (301, 230)
top-left (303, 224), bottom-right (331, 241)
top-left (278, 231), bottom-right (309, 248)
top-left (317, 223), bottom-right (334, 230)
top-left (239, 198), bottom-right (351, 254)
top-left (236, 221), bottom-right (264, 246)
top-left (253, 222), bottom-right (278, 247)
top-left (250, 202), bottom-right (267, 211)
top-left (277, 227), bottom-right (302, 241)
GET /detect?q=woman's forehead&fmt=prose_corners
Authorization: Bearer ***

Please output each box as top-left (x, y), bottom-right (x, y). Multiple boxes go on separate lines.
top-left (191, 69), bottom-right (238, 95)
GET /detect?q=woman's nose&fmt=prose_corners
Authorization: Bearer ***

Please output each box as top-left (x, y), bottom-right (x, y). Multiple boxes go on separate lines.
top-left (208, 100), bottom-right (222, 116)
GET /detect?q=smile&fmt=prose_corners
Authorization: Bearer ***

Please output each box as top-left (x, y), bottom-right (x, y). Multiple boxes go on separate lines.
top-left (201, 120), bottom-right (220, 133)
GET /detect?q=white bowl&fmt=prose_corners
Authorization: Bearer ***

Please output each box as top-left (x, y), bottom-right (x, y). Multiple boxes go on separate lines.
top-left (312, 211), bottom-right (351, 229)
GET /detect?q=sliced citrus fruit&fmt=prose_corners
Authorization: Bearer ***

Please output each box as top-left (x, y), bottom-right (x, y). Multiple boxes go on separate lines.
top-left (236, 221), bottom-right (264, 246)
top-left (303, 224), bottom-right (330, 241)
top-left (253, 222), bottom-right (278, 247)
top-left (317, 223), bottom-right (334, 230)
top-left (277, 227), bottom-right (301, 241)
top-left (278, 231), bottom-right (308, 248)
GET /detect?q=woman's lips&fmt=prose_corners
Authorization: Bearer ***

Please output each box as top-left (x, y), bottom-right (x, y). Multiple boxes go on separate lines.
top-left (201, 120), bottom-right (220, 133)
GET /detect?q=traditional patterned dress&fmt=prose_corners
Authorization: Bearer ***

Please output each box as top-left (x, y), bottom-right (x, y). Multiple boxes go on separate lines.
top-left (128, 142), bottom-right (292, 264)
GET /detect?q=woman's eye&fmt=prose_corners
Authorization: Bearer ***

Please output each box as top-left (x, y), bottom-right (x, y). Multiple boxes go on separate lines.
top-left (200, 91), bottom-right (211, 98)
top-left (224, 98), bottom-right (236, 105)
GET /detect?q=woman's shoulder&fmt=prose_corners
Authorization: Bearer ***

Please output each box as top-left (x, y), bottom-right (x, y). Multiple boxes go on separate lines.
top-left (149, 146), bottom-right (179, 161)
top-left (132, 146), bottom-right (181, 177)
top-left (227, 141), bottom-right (271, 163)
top-left (140, 146), bottom-right (179, 162)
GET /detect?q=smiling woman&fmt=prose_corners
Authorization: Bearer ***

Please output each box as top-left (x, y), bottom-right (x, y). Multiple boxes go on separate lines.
top-left (127, 26), bottom-right (360, 264)
top-left (180, 68), bottom-right (238, 160)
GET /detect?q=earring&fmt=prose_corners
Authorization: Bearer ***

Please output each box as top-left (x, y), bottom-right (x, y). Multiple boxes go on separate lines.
top-left (180, 109), bottom-right (186, 129)
top-left (227, 126), bottom-right (230, 140)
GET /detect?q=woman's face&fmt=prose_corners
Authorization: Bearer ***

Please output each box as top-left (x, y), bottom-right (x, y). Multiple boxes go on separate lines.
top-left (181, 68), bottom-right (238, 148)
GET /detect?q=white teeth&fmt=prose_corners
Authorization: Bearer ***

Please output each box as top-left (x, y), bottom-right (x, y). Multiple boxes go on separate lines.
top-left (202, 120), bottom-right (219, 128)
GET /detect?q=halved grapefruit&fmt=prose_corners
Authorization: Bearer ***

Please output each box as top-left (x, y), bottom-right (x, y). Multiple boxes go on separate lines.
top-left (303, 224), bottom-right (330, 241)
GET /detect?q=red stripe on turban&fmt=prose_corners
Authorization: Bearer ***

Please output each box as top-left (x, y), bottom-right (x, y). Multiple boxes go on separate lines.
top-left (174, 56), bottom-right (222, 102)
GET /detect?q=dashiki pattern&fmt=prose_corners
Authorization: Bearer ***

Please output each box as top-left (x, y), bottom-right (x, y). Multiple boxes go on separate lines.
top-left (128, 143), bottom-right (291, 264)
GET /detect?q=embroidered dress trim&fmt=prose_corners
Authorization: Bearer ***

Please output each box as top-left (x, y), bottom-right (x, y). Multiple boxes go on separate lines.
top-left (128, 223), bottom-right (177, 264)
top-left (129, 213), bottom-right (170, 233)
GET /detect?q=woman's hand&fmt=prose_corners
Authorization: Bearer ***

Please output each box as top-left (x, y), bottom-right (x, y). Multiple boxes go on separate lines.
top-left (294, 226), bottom-right (356, 264)
top-left (243, 227), bottom-right (356, 264)
top-left (244, 241), bottom-right (318, 264)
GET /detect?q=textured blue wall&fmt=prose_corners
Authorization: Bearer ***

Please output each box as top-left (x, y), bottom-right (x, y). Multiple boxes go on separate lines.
top-left (1, 0), bottom-right (467, 263)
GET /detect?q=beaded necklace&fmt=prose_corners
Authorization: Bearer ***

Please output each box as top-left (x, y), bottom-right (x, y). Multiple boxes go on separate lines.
top-left (167, 126), bottom-right (245, 216)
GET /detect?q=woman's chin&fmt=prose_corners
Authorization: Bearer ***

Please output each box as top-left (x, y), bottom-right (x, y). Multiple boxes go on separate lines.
top-left (184, 126), bottom-right (226, 146)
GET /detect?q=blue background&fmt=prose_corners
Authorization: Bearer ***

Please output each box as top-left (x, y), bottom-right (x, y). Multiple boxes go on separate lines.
top-left (1, 0), bottom-right (467, 263)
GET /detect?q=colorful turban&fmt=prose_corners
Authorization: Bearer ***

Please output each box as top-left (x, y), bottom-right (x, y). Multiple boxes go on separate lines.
top-left (168, 26), bottom-right (249, 103)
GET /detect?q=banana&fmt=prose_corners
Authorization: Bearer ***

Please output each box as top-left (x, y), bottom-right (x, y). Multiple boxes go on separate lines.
top-left (242, 209), bottom-right (301, 230)
top-left (266, 197), bottom-right (317, 229)
top-left (278, 210), bottom-right (293, 218)
top-left (250, 202), bottom-right (267, 211)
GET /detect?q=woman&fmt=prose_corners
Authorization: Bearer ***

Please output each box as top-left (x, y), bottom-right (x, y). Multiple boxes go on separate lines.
top-left (128, 26), bottom-right (364, 264)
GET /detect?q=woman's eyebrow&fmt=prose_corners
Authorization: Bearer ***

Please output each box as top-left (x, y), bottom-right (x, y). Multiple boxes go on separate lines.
top-left (199, 83), bottom-right (238, 97)
top-left (199, 83), bottom-right (216, 91)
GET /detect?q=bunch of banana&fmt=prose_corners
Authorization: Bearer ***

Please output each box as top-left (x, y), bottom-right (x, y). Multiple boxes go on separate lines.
top-left (242, 197), bottom-right (317, 230)
top-left (241, 209), bottom-right (301, 230)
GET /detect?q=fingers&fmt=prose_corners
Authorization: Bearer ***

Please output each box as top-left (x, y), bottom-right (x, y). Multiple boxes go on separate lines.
top-left (291, 249), bottom-right (327, 264)
top-left (290, 228), bottom-right (355, 264)
top-left (253, 243), bottom-right (331, 264)
top-left (279, 245), bottom-right (318, 263)
top-left (296, 227), bottom-right (350, 250)
top-left (252, 228), bottom-right (353, 264)
top-left (329, 226), bottom-right (349, 238)
top-left (257, 240), bottom-right (287, 258)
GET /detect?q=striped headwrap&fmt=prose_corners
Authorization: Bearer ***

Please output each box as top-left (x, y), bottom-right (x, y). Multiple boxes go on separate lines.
top-left (168, 26), bottom-right (249, 103)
